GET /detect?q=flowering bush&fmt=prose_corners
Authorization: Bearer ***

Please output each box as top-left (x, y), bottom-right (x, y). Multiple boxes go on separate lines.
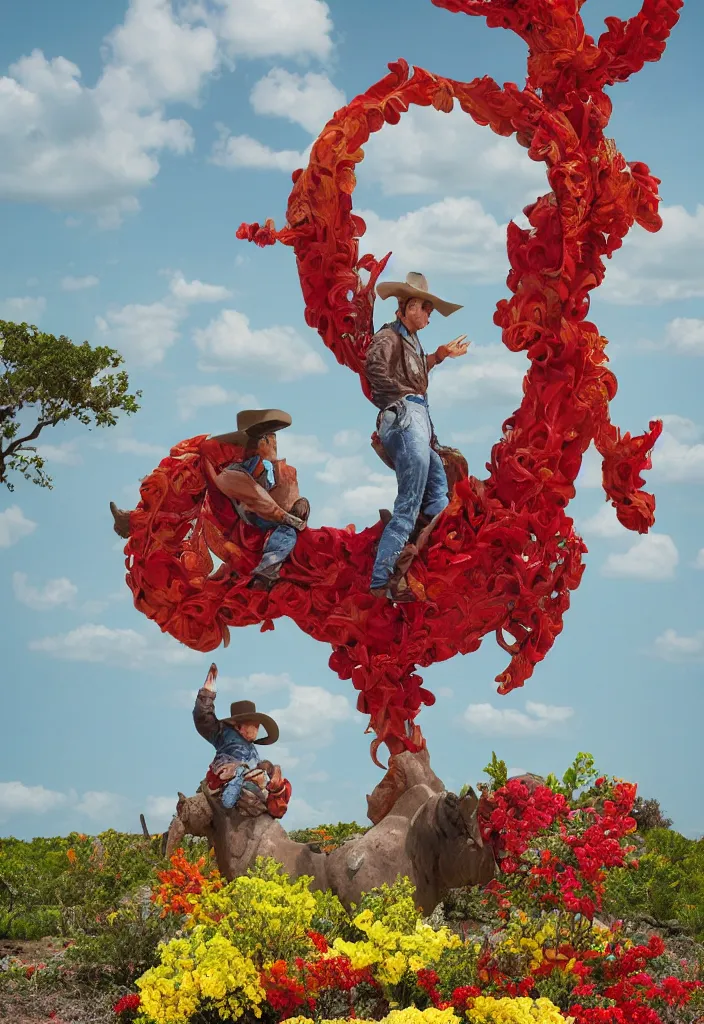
top-left (2, 754), bottom-right (701, 1024)
top-left (151, 846), bottom-right (222, 917)
top-left (127, 754), bottom-right (702, 1024)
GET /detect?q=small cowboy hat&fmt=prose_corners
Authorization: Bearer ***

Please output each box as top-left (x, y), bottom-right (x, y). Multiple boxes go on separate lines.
top-left (376, 272), bottom-right (462, 318)
top-left (211, 408), bottom-right (292, 448)
top-left (221, 699), bottom-right (279, 745)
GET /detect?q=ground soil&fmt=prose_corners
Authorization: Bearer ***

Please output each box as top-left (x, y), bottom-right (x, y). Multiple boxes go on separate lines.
top-left (0, 938), bottom-right (114, 1024)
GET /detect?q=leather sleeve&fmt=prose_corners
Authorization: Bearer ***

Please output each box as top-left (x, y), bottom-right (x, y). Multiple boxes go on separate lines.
top-left (364, 329), bottom-right (397, 402)
top-left (193, 687), bottom-right (221, 745)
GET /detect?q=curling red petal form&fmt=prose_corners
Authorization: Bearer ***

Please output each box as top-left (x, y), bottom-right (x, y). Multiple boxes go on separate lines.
top-left (121, 0), bottom-right (681, 764)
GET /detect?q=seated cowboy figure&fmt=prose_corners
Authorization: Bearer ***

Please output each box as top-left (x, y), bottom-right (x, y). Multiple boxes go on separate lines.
top-left (365, 273), bottom-right (470, 601)
top-left (110, 407), bottom-right (309, 591)
top-left (204, 408), bottom-right (310, 590)
top-left (194, 662), bottom-right (290, 818)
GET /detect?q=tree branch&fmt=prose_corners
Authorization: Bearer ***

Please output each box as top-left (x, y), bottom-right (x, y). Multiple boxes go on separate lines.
top-left (2, 418), bottom-right (54, 460)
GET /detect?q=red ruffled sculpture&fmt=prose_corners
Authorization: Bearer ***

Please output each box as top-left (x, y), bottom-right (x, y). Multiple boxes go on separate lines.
top-left (120, 0), bottom-right (680, 765)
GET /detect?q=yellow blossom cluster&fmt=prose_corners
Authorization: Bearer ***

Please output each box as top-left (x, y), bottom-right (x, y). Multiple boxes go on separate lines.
top-left (136, 929), bottom-right (265, 1023)
top-left (332, 908), bottom-right (461, 984)
top-left (284, 1006), bottom-right (568, 1024)
top-left (497, 911), bottom-right (612, 973)
top-left (285, 1010), bottom-right (460, 1024)
top-left (197, 864), bottom-right (318, 963)
top-left (466, 996), bottom-right (573, 1023)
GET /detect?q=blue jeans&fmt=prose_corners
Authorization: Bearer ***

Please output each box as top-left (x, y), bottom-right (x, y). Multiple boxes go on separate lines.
top-left (248, 515), bottom-right (298, 575)
top-left (221, 767), bottom-right (265, 809)
top-left (370, 397), bottom-right (448, 590)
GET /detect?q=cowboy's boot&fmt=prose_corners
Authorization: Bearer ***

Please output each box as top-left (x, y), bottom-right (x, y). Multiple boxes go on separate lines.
top-left (290, 497), bottom-right (310, 523)
top-left (248, 563), bottom-right (282, 591)
top-left (109, 501), bottom-right (132, 539)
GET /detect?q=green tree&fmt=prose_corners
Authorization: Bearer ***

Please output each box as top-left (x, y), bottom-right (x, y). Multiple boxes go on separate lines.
top-left (0, 320), bottom-right (140, 490)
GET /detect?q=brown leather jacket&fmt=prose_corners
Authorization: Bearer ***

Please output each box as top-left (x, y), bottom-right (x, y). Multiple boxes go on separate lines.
top-left (365, 321), bottom-right (429, 412)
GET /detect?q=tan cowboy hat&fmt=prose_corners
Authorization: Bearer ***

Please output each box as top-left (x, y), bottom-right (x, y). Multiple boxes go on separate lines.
top-left (376, 272), bottom-right (462, 317)
top-left (211, 408), bottom-right (292, 448)
top-left (221, 699), bottom-right (279, 745)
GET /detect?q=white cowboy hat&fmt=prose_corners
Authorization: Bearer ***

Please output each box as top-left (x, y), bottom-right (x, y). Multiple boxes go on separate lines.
top-left (376, 272), bottom-right (462, 318)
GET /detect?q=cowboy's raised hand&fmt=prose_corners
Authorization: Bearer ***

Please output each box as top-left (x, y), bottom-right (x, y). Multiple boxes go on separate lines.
top-left (204, 662), bottom-right (218, 691)
top-left (443, 335), bottom-right (470, 359)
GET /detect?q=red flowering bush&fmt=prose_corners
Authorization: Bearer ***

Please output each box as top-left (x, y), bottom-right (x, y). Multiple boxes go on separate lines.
top-left (479, 764), bottom-right (639, 922)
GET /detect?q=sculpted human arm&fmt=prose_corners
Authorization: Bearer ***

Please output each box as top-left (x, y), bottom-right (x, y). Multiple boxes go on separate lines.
top-left (193, 663), bottom-right (221, 744)
top-left (204, 459), bottom-right (304, 528)
top-left (426, 335), bottom-right (470, 371)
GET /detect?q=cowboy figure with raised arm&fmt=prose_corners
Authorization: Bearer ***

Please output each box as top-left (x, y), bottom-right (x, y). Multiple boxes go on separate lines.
top-left (365, 272), bottom-right (470, 601)
top-left (110, 408), bottom-right (310, 591)
top-left (193, 663), bottom-right (291, 818)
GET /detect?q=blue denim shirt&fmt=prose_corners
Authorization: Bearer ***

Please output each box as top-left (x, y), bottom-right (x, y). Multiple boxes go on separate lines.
top-left (193, 688), bottom-right (261, 770)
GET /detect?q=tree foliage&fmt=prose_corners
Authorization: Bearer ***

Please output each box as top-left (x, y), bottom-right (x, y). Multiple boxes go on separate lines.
top-left (0, 320), bottom-right (140, 490)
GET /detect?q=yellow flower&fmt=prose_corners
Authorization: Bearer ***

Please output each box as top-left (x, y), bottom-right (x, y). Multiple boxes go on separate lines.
top-left (466, 995), bottom-right (572, 1024)
top-left (380, 951), bottom-right (407, 985)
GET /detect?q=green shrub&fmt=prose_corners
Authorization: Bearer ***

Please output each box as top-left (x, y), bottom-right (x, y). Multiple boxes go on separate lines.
top-left (65, 889), bottom-right (179, 989)
top-left (605, 828), bottom-right (704, 939)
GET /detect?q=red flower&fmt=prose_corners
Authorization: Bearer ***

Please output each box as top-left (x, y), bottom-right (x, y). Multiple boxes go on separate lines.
top-left (113, 994), bottom-right (141, 1015)
top-left (307, 929), bottom-right (329, 953)
top-left (261, 960), bottom-right (309, 1019)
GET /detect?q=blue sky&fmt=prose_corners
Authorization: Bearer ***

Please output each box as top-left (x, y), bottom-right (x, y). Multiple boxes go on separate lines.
top-left (1, 0), bottom-right (702, 842)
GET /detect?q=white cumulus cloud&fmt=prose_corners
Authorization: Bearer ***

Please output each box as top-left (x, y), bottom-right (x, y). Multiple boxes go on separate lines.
top-left (0, 781), bottom-right (68, 819)
top-left (602, 534), bottom-right (678, 581)
top-left (0, 295), bottom-right (46, 323)
top-left (61, 275), bottom-right (99, 291)
top-left (29, 622), bottom-right (200, 670)
top-left (0, 505), bottom-right (37, 547)
top-left (145, 795), bottom-right (178, 828)
top-left (36, 439), bottom-right (82, 466)
top-left (651, 426), bottom-right (704, 484)
top-left (95, 300), bottom-right (184, 367)
top-left (13, 571), bottom-right (78, 611)
top-left (464, 700), bottom-right (574, 736)
top-left (0, 0), bottom-right (334, 223)
top-left (601, 204), bottom-right (704, 305)
top-left (362, 105), bottom-right (546, 216)
top-left (580, 504), bottom-right (623, 539)
top-left (214, 0), bottom-right (333, 60)
top-left (194, 308), bottom-right (327, 379)
top-left (653, 628), bottom-right (704, 663)
top-left (250, 68), bottom-right (344, 134)
top-left (664, 317), bottom-right (704, 355)
top-left (168, 270), bottom-right (232, 303)
top-left (210, 128), bottom-right (306, 171)
top-left (111, 437), bottom-right (164, 457)
top-left (360, 198), bottom-right (508, 281)
top-left (75, 791), bottom-right (130, 823)
top-left (270, 685), bottom-right (351, 745)
top-left (429, 344), bottom-right (525, 406)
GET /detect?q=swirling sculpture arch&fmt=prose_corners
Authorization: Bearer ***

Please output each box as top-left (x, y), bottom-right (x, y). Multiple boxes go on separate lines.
top-left (122, 0), bottom-right (681, 764)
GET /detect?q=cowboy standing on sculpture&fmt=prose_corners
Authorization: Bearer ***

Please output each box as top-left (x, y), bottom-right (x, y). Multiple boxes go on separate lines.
top-left (365, 273), bottom-right (469, 601)
top-left (110, 408), bottom-right (309, 591)
top-left (194, 662), bottom-right (290, 817)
